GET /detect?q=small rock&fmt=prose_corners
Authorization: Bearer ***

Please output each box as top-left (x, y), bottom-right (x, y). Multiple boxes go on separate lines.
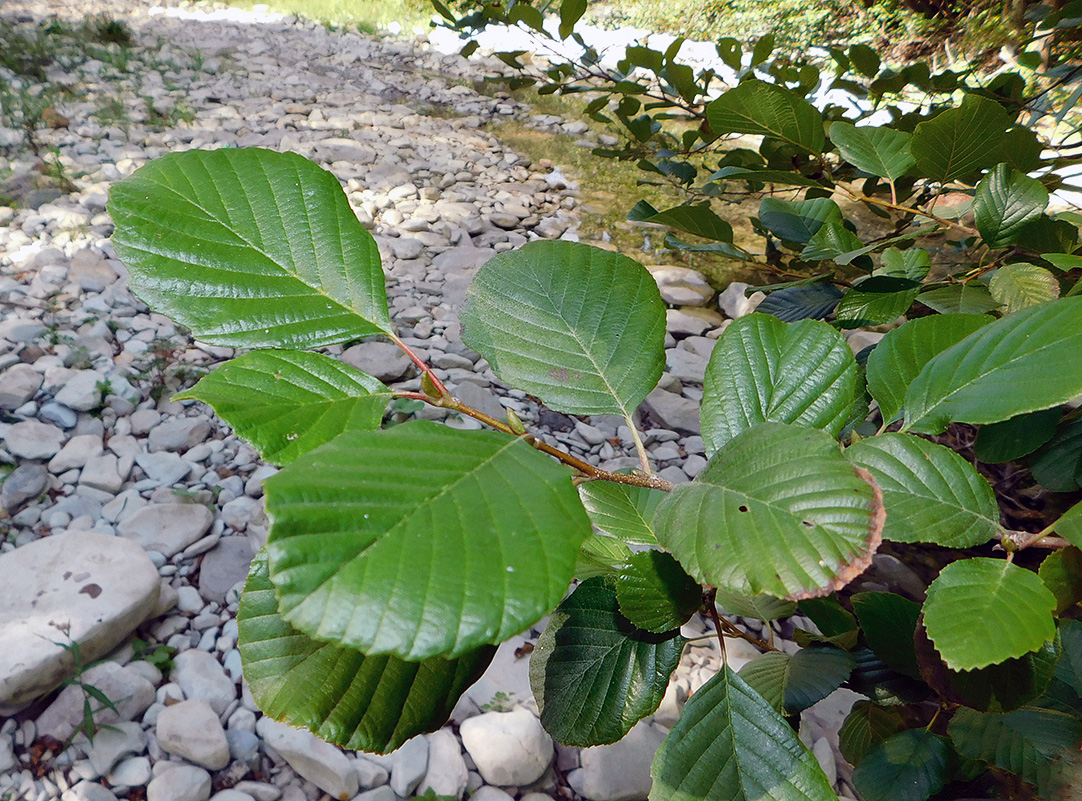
top-left (718, 282), bottom-right (765, 319)
top-left (63, 781), bottom-right (119, 801)
top-left (389, 735), bottom-right (429, 797)
top-left (341, 342), bottom-right (413, 383)
top-left (157, 700), bottom-right (230, 770)
top-left (256, 717), bottom-right (358, 800)
top-left (459, 708), bottom-right (553, 787)
top-left (117, 503), bottom-right (214, 557)
top-left (80, 453), bottom-right (124, 493)
top-left (4, 419), bottom-right (66, 459)
top-left (0, 533), bottom-right (160, 710)
top-left (664, 349), bottom-right (708, 384)
top-left (147, 764), bottom-right (212, 801)
top-left (647, 266), bottom-right (713, 307)
top-left (665, 308), bottom-right (724, 337)
top-left (641, 389), bottom-right (700, 435)
top-left (55, 370), bottom-right (106, 411)
top-left (198, 537), bottom-right (255, 603)
top-left (87, 721), bottom-right (147, 774)
top-left (109, 755), bottom-right (152, 787)
top-left (49, 434), bottom-right (104, 473)
top-left (134, 452), bottom-right (193, 486)
top-left (0, 363), bottom-right (43, 409)
top-left (0, 463), bottom-right (48, 510)
top-left (574, 722), bottom-right (666, 801)
top-left (471, 788), bottom-right (514, 801)
top-left (149, 418), bottom-right (213, 452)
top-left (69, 250), bottom-right (118, 292)
top-left (418, 729), bottom-right (467, 799)
top-left (172, 650), bottom-right (236, 715)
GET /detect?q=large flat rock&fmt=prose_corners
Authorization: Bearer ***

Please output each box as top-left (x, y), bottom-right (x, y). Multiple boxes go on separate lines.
top-left (0, 532), bottom-right (161, 711)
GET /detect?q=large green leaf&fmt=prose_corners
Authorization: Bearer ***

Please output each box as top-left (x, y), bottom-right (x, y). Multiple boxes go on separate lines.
top-left (903, 297), bottom-right (1082, 434)
top-left (923, 558), bottom-right (1057, 671)
top-left (738, 646), bottom-right (855, 714)
top-left (714, 588), bottom-right (796, 622)
top-left (237, 552), bottom-right (494, 754)
top-left (755, 284), bottom-right (844, 323)
top-left (707, 80), bottom-right (826, 155)
top-left (264, 422), bottom-right (592, 661)
top-left (838, 701), bottom-right (904, 766)
top-left (174, 350), bottom-right (391, 465)
top-left (910, 95), bottom-right (1017, 183)
top-left (845, 433), bottom-right (999, 548)
top-left (1030, 415), bottom-right (1082, 492)
top-left (973, 407), bottom-right (1062, 464)
top-left (916, 284), bottom-right (999, 315)
top-left (834, 277), bottom-right (920, 329)
top-left (530, 578), bottom-right (684, 747)
top-left (460, 241), bottom-right (666, 417)
top-left (576, 534), bottom-right (634, 580)
top-left (1054, 500), bottom-right (1082, 549)
top-left (830, 122), bottom-right (915, 182)
top-left (642, 205), bottom-right (734, 242)
top-left (649, 665), bottom-right (837, 801)
top-left (948, 706), bottom-right (1082, 791)
top-left (973, 163), bottom-right (1049, 248)
top-left (1040, 547), bottom-right (1082, 614)
top-left (989, 264), bottom-right (1060, 313)
top-left (758, 197), bottom-right (843, 245)
top-left (851, 592), bottom-right (921, 680)
top-left (801, 223), bottom-right (864, 263)
top-left (851, 730), bottom-right (953, 801)
top-left (108, 147), bottom-right (392, 349)
top-left (701, 314), bottom-right (859, 454)
top-left (866, 313), bottom-right (993, 424)
top-left (656, 422), bottom-right (884, 599)
top-left (578, 481), bottom-right (663, 545)
top-left (616, 551), bottom-right (702, 634)
top-left (878, 247), bottom-right (931, 282)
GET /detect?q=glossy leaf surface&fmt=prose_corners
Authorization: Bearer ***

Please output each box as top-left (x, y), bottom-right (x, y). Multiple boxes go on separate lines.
top-left (174, 350), bottom-right (391, 465)
top-left (845, 433), bottom-right (999, 547)
top-left (108, 147), bottom-right (392, 348)
top-left (531, 578), bottom-right (683, 747)
top-left (707, 80), bottom-right (825, 155)
top-left (1031, 416), bottom-right (1082, 492)
top-left (830, 122), bottom-right (915, 181)
top-left (578, 481), bottom-right (663, 545)
top-left (923, 558), bottom-right (1057, 670)
top-left (738, 646), bottom-right (855, 714)
top-left (916, 284), bottom-right (999, 314)
top-left (616, 551), bottom-right (702, 634)
top-left (838, 701), bottom-right (904, 766)
top-left (649, 666), bottom-right (837, 801)
top-left (758, 197), bottom-right (842, 244)
top-left (701, 314), bottom-right (858, 454)
top-left (973, 163), bottom-right (1048, 248)
top-left (265, 422), bottom-right (592, 660)
top-left (656, 423), bottom-right (884, 599)
top-left (461, 241), bottom-right (666, 416)
top-left (851, 730), bottom-right (953, 801)
top-left (238, 553), bottom-right (494, 754)
top-left (1040, 547), bottom-right (1082, 614)
top-left (910, 96), bottom-right (1016, 182)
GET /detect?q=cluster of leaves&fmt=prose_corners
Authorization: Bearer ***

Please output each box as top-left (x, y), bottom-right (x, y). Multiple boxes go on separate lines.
top-left (107, 140), bottom-right (1082, 800)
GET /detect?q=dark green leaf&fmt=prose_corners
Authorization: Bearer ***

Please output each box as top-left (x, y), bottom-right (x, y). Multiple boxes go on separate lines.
top-left (946, 641), bottom-right (1060, 712)
top-left (834, 277), bottom-right (920, 328)
top-left (642, 205), bottom-right (733, 242)
top-left (801, 223), bottom-right (864, 263)
top-left (1040, 548), bottom-right (1082, 614)
top-left (910, 96), bottom-right (1016, 183)
top-left (973, 407), bottom-right (1062, 464)
top-left (1031, 416), bottom-right (1082, 492)
top-left (108, 147), bottom-right (393, 348)
top-left (852, 729), bottom-right (953, 801)
top-left (616, 551), bottom-right (702, 634)
top-left (1055, 619), bottom-right (1082, 696)
top-left (707, 80), bottom-right (825, 155)
top-left (174, 351), bottom-right (391, 466)
top-left (799, 595), bottom-right (860, 650)
top-left (656, 423), bottom-right (884, 600)
top-left (558, 0), bottom-right (586, 39)
top-left (830, 123), bottom-right (915, 181)
top-left (265, 422), bottom-right (592, 660)
top-left (866, 313), bottom-right (993, 424)
top-left (738, 646), bottom-right (855, 714)
top-left (713, 166), bottom-right (828, 188)
top-left (759, 197), bottom-right (843, 245)
top-left (755, 284), bottom-right (844, 322)
top-left (838, 701), bottom-right (904, 766)
top-left (238, 552), bottom-right (494, 753)
top-left (1054, 500), bottom-right (1082, 549)
top-left (530, 578), bottom-right (684, 747)
top-left (851, 592), bottom-right (921, 679)
top-left (701, 314), bottom-right (859, 453)
top-left (878, 247), bottom-right (931, 281)
top-left (461, 241), bottom-right (666, 417)
top-left (923, 558), bottom-right (1057, 671)
top-left (649, 666), bottom-right (837, 801)
top-left (751, 33), bottom-right (775, 67)
top-left (845, 433), bottom-right (999, 548)
top-left (973, 163), bottom-right (1049, 248)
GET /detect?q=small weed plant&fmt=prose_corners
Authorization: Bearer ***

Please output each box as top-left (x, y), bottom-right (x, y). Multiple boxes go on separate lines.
top-left (106, 10), bottom-right (1082, 799)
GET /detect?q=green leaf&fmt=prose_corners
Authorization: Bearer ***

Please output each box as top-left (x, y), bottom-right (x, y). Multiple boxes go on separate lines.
top-left (701, 314), bottom-right (859, 454)
top-left (973, 163), bottom-right (1049, 248)
top-left (264, 422), bottom-right (592, 661)
top-left (1054, 500), bottom-right (1082, 549)
top-left (834, 277), bottom-right (920, 328)
top-left (755, 284), bottom-right (844, 322)
top-left (108, 147), bottom-right (393, 349)
top-left (923, 558), bottom-right (1057, 671)
top-left (1031, 416), bottom-right (1082, 492)
top-left (649, 665), bottom-right (837, 801)
top-left (1055, 618), bottom-right (1082, 696)
top-left (1042, 252), bottom-right (1082, 272)
top-left (851, 592), bottom-right (922, 679)
top-left (530, 578), bottom-right (684, 747)
top-left (845, 433), bottom-right (999, 548)
top-left (1040, 547), bottom-right (1082, 614)
top-left (866, 313), bottom-right (993, 424)
top-left (945, 641), bottom-right (1060, 712)
top-left (712, 166), bottom-right (828, 188)
top-left (460, 241), bottom-right (666, 417)
top-left (830, 122), bottom-right (915, 181)
top-left (910, 95), bottom-right (1017, 183)
top-left (838, 701), bottom-right (904, 766)
top-left (707, 80), bottom-right (826, 155)
top-left (851, 729), bottom-right (953, 801)
top-left (989, 263), bottom-right (1060, 313)
top-left (758, 197), bottom-right (842, 245)
top-left (174, 351), bottom-right (391, 465)
top-left (558, 0), bottom-right (586, 39)
top-left (948, 706), bottom-right (1082, 791)
top-left (656, 422), bottom-right (884, 600)
top-left (973, 407), bottom-right (1062, 464)
top-left (575, 534), bottom-right (633, 580)
top-left (738, 646), bottom-right (855, 714)
top-left (903, 297), bottom-right (1082, 434)
top-left (616, 551), bottom-right (702, 634)
top-left (799, 596), bottom-right (860, 650)
top-left (801, 223), bottom-right (864, 263)
top-left (642, 205), bottom-right (734, 242)
top-left (916, 284), bottom-right (999, 314)
top-left (714, 588), bottom-right (796, 622)
top-left (878, 247), bottom-right (931, 281)
top-left (238, 552), bottom-right (494, 754)
top-left (578, 481), bottom-right (663, 546)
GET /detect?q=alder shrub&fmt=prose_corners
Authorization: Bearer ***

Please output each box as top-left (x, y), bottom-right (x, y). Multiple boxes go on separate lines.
top-left (109, 143), bottom-right (1082, 799)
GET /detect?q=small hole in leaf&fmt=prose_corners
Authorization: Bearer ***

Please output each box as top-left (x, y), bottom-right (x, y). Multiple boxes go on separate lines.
top-left (739, 505), bottom-right (749, 512)
top-left (802, 520), bottom-right (814, 527)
